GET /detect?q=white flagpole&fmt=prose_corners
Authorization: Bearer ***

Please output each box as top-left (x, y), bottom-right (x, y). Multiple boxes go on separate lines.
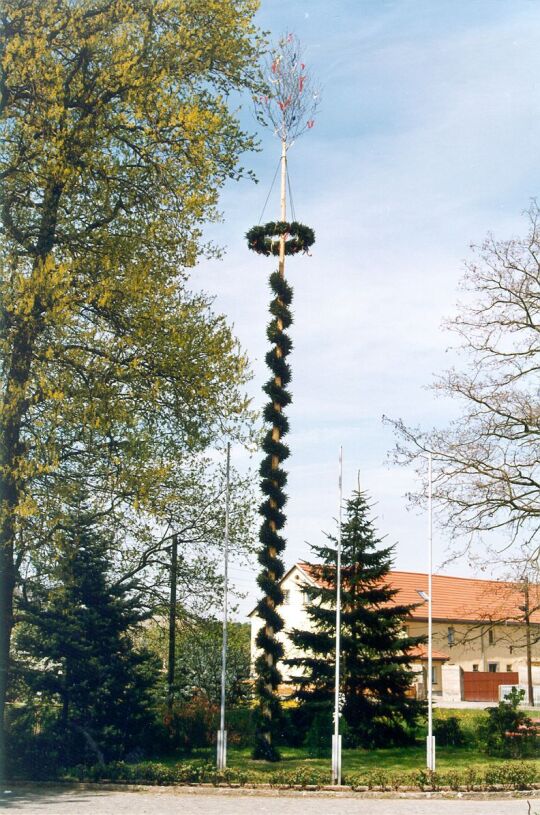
top-left (427, 452), bottom-right (435, 771)
top-left (217, 442), bottom-right (231, 770)
top-left (332, 446), bottom-right (343, 785)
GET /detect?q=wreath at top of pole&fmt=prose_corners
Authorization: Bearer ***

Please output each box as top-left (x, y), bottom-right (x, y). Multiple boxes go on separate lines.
top-left (246, 221), bottom-right (315, 256)
top-left (253, 32), bottom-right (321, 148)
top-left (248, 34), bottom-right (320, 256)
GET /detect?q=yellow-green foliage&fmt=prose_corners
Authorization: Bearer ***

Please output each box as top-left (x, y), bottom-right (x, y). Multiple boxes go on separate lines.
top-left (0, 0), bottom-right (263, 746)
top-left (1, 0), bottom-right (262, 514)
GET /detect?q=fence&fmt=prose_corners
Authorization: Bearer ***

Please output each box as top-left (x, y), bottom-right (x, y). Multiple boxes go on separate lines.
top-left (498, 684), bottom-right (540, 705)
top-left (463, 671), bottom-right (519, 702)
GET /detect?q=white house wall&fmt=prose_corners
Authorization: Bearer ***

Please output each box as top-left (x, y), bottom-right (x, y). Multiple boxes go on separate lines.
top-left (249, 565), bottom-right (540, 700)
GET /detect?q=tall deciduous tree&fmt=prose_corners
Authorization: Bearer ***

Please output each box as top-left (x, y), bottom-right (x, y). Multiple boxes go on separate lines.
top-left (173, 619), bottom-right (251, 707)
top-left (388, 204), bottom-right (540, 563)
top-left (287, 490), bottom-right (425, 748)
top-left (0, 0), bottom-right (262, 777)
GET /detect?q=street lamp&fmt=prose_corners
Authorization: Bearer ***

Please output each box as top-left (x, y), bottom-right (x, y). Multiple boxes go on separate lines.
top-left (427, 453), bottom-right (435, 771)
top-left (416, 452), bottom-right (435, 771)
top-left (331, 446), bottom-right (343, 785)
top-left (217, 443), bottom-right (231, 771)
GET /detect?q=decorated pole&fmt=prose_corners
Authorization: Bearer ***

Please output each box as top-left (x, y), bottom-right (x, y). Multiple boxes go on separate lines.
top-left (247, 34), bottom-right (319, 761)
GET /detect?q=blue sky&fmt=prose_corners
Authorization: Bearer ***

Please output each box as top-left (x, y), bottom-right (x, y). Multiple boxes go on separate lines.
top-left (196, 1), bottom-right (540, 613)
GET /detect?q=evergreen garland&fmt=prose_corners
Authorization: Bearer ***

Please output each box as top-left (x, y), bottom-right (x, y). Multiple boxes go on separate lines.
top-left (246, 221), bottom-right (315, 256)
top-left (252, 269), bottom-right (293, 761)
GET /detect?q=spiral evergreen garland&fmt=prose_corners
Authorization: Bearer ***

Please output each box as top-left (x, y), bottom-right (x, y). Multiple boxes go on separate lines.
top-left (247, 32), bottom-right (318, 760)
top-left (252, 269), bottom-right (293, 761)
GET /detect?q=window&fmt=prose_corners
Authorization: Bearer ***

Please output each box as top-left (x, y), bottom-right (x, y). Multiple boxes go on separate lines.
top-left (282, 589), bottom-right (290, 604)
top-left (488, 629), bottom-right (494, 645)
top-left (472, 664), bottom-right (479, 672)
top-left (506, 664), bottom-right (513, 672)
top-left (488, 662), bottom-right (498, 673)
top-left (431, 666), bottom-right (437, 685)
top-left (447, 626), bottom-right (455, 646)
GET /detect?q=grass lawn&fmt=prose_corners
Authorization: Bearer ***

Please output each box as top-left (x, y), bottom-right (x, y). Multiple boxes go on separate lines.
top-left (174, 744), bottom-right (540, 781)
top-left (127, 709), bottom-right (540, 783)
top-left (143, 709), bottom-right (540, 782)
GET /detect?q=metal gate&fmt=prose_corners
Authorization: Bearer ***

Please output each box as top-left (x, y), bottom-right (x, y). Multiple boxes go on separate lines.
top-left (463, 671), bottom-right (519, 702)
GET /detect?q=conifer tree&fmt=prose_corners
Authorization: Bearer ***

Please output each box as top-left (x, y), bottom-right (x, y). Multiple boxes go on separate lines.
top-left (14, 499), bottom-right (159, 767)
top-left (287, 490), bottom-right (426, 748)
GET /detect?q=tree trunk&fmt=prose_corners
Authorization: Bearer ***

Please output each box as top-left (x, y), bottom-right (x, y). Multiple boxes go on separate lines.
top-left (0, 536), bottom-right (15, 784)
top-left (0, 181), bottom-right (62, 782)
top-left (0, 324), bottom-right (36, 783)
top-left (524, 578), bottom-right (534, 707)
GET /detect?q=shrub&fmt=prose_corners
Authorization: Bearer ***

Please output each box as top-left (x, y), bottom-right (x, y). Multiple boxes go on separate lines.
top-left (157, 696), bottom-right (218, 754)
top-left (363, 769), bottom-right (390, 790)
top-left (166, 698), bottom-right (256, 755)
top-left (414, 769), bottom-right (442, 791)
top-left (479, 688), bottom-right (537, 757)
top-left (6, 703), bottom-right (65, 779)
top-left (304, 710), bottom-right (332, 758)
top-left (462, 767), bottom-right (481, 790)
top-left (433, 716), bottom-right (464, 746)
top-left (440, 770), bottom-right (465, 791)
top-left (268, 766), bottom-right (326, 788)
top-left (62, 757), bottom-right (539, 791)
top-left (483, 762), bottom-right (536, 790)
top-left (226, 707), bottom-right (255, 747)
top-left (278, 705), bottom-right (310, 748)
top-left (65, 760), bottom-right (250, 786)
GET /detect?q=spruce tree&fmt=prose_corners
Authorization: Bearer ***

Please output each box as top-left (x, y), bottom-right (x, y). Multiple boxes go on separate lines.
top-left (287, 490), bottom-right (426, 748)
top-left (14, 502), bottom-right (159, 767)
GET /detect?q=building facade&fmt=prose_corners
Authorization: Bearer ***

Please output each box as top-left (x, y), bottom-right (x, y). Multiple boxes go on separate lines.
top-left (248, 564), bottom-right (540, 702)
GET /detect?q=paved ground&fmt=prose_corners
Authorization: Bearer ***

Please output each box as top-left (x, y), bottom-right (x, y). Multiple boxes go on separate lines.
top-left (1, 787), bottom-right (539, 814)
top-left (434, 699), bottom-right (491, 709)
top-left (434, 699), bottom-right (539, 711)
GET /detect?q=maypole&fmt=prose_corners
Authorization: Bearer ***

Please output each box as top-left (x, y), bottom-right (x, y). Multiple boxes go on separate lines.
top-left (247, 34), bottom-right (319, 761)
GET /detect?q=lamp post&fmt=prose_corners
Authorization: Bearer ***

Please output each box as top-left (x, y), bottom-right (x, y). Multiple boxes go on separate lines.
top-left (331, 446), bottom-right (343, 785)
top-left (427, 453), bottom-right (435, 771)
top-left (217, 442), bottom-right (231, 770)
top-left (167, 533), bottom-right (178, 716)
top-left (416, 453), bottom-right (435, 769)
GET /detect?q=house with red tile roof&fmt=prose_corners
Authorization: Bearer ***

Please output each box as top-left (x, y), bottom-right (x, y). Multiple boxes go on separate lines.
top-left (248, 563), bottom-right (540, 703)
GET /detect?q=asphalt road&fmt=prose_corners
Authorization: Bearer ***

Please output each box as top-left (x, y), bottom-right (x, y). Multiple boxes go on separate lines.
top-left (1, 788), bottom-right (540, 815)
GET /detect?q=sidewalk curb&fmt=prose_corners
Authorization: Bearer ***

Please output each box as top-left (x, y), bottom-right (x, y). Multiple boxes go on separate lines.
top-left (5, 782), bottom-right (540, 801)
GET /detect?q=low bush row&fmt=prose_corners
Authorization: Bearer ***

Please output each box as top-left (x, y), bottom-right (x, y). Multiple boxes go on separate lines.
top-left (432, 691), bottom-right (538, 759)
top-left (157, 691), bottom-right (538, 759)
top-left (66, 760), bottom-right (538, 791)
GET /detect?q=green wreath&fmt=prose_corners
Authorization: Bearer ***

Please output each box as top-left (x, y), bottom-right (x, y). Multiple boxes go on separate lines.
top-left (246, 221), bottom-right (315, 256)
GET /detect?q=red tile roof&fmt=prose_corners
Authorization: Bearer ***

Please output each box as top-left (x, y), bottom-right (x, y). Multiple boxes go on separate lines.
top-left (408, 644), bottom-right (450, 661)
top-left (297, 563), bottom-right (540, 625)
